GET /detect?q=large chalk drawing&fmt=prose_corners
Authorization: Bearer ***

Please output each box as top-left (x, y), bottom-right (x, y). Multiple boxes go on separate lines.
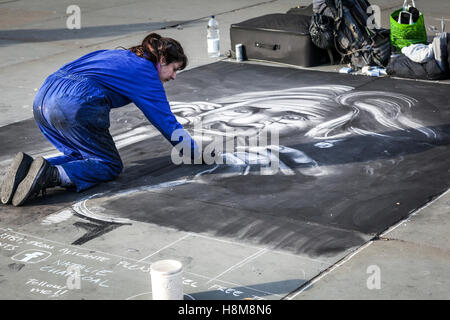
top-left (72, 85), bottom-right (438, 222)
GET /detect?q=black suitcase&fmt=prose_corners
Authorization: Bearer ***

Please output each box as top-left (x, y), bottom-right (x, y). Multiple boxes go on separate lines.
top-left (230, 13), bottom-right (331, 67)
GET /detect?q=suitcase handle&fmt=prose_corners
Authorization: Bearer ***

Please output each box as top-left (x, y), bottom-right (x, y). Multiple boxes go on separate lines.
top-left (254, 42), bottom-right (281, 50)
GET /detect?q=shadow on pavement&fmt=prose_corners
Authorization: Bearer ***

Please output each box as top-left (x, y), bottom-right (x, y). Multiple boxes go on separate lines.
top-left (0, 21), bottom-right (188, 44)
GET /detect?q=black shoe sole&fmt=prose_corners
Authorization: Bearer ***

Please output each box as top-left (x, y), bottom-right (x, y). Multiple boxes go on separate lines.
top-left (12, 157), bottom-right (48, 207)
top-left (0, 152), bottom-right (33, 204)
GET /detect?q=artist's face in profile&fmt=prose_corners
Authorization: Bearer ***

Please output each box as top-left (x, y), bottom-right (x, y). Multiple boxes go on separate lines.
top-left (158, 61), bottom-right (183, 83)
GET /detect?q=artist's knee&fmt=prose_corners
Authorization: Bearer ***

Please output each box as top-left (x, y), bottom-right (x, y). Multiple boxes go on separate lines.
top-left (93, 158), bottom-right (123, 181)
top-left (108, 159), bottom-right (123, 178)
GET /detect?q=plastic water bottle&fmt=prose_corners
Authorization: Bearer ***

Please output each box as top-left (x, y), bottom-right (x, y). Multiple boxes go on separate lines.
top-left (207, 16), bottom-right (220, 57)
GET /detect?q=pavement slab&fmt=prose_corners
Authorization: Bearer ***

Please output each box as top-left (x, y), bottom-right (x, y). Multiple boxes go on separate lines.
top-left (383, 190), bottom-right (450, 253)
top-left (289, 237), bottom-right (450, 300)
top-left (0, 220), bottom-right (330, 300)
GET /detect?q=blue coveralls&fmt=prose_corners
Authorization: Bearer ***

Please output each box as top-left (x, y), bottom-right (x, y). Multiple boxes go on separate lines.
top-left (33, 49), bottom-right (197, 192)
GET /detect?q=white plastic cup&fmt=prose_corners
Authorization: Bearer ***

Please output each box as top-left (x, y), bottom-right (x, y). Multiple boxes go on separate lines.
top-left (150, 260), bottom-right (183, 300)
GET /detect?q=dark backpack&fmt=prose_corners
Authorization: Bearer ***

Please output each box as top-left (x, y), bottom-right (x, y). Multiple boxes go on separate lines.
top-left (310, 0), bottom-right (391, 69)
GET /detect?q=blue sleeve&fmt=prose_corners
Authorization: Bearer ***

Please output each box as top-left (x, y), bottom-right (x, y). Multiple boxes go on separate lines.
top-left (76, 50), bottom-right (200, 160)
top-left (133, 92), bottom-right (189, 145)
top-left (124, 66), bottom-right (199, 158)
top-left (136, 97), bottom-right (200, 160)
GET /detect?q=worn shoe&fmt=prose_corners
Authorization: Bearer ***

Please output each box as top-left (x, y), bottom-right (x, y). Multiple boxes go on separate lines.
top-left (0, 152), bottom-right (34, 204)
top-left (12, 157), bottom-right (61, 207)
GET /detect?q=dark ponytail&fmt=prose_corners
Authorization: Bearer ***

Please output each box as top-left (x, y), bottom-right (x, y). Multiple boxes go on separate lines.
top-left (129, 33), bottom-right (187, 70)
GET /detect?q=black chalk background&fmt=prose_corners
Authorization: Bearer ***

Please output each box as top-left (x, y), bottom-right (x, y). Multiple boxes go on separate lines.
top-left (0, 62), bottom-right (449, 258)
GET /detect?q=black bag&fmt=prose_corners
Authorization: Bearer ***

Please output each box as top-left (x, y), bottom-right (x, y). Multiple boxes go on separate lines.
top-left (386, 54), bottom-right (448, 80)
top-left (310, 12), bottom-right (335, 49)
top-left (311, 0), bottom-right (391, 69)
top-left (230, 13), bottom-right (331, 67)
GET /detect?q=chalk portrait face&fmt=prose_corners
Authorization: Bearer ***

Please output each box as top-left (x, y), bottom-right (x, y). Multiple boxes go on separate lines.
top-left (171, 85), bottom-right (436, 145)
top-left (168, 85), bottom-right (437, 180)
top-left (172, 86), bottom-right (347, 142)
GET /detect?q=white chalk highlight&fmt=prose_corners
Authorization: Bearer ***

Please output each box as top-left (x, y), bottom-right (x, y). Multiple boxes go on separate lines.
top-left (41, 209), bottom-right (74, 225)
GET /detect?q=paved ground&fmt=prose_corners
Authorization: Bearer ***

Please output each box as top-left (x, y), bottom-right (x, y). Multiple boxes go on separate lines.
top-left (0, 0), bottom-right (449, 300)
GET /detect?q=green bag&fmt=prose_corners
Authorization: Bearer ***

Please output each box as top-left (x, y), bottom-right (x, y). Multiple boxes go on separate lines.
top-left (390, 8), bottom-right (427, 51)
